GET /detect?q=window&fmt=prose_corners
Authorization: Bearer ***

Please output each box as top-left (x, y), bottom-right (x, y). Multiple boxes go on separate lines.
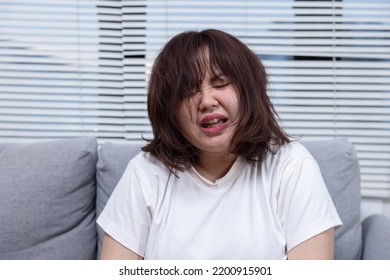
top-left (1, 0), bottom-right (389, 198)
top-left (0, 0), bottom-right (147, 143)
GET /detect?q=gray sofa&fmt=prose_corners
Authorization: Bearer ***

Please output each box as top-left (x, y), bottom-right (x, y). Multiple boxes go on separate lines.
top-left (0, 137), bottom-right (389, 259)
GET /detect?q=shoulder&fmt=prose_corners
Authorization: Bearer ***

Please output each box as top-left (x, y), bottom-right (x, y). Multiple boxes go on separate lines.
top-left (259, 141), bottom-right (326, 199)
top-left (116, 151), bottom-right (173, 206)
top-left (263, 141), bottom-right (316, 171)
top-left (108, 151), bottom-right (171, 195)
top-left (275, 141), bottom-right (313, 159)
top-left (129, 151), bottom-right (171, 175)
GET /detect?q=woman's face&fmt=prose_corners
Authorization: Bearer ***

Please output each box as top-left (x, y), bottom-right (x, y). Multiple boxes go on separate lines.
top-left (177, 70), bottom-right (239, 158)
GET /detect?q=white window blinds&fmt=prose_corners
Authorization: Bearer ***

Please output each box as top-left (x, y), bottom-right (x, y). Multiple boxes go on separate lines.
top-left (1, 0), bottom-right (389, 198)
top-left (0, 0), bottom-right (146, 143)
top-left (141, 0), bottom-right (390, 198)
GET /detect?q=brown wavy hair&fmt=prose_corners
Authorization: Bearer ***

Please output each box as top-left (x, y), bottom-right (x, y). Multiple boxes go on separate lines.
top-left (142, 29), bottom-right (290, 172)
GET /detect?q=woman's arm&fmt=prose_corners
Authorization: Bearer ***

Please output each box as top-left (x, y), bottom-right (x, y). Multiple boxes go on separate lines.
top-left (100, 234), bottom-right (143, 260)
top-left (287, 228), bottom-right (335, 260)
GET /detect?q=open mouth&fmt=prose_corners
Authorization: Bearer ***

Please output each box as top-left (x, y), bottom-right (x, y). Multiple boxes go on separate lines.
top-left (200, 118), bottom-right (228, 129)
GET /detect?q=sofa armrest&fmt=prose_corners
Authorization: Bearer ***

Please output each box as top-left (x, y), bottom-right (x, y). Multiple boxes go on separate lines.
top-left (362, 214), bottom-right (390, 260)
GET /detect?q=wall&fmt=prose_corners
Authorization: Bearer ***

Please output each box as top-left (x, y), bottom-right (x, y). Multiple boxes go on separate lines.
top-left (361, 198), bottom-right (390, 221)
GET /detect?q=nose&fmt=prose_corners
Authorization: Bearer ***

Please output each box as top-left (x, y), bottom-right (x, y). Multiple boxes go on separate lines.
top-left (198, 86), bottom-right (219, 112)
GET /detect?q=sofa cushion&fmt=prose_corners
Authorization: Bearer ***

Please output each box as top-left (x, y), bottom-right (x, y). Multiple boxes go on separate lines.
top-left (0, 137), bottom-right (97, 259)
top-left (302, 138), bottom-right (362, 260)
top-left (96, 142), bottom-right (141, 258)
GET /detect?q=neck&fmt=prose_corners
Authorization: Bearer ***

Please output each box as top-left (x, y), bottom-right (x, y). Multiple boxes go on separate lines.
top-left (194, 152), bottom-right (238, 183)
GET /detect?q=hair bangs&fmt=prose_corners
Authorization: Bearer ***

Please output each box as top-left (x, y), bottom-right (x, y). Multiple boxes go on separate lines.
top-left (178, 43), bottom-right (223, 102)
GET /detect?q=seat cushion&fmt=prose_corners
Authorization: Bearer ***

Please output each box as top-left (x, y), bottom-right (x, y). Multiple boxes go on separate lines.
top-left (0, 137), bottom-right (97, 259)
top-left (302, 138), bottom-right (362, 259)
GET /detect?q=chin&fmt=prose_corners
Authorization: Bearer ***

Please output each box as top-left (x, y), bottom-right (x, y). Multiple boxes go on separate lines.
top-left (199, 144), bottom-right (231, 154)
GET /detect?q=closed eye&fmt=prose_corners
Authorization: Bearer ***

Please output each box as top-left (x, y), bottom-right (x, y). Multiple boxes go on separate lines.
top-left (214, 83), bottom-right (230, 89)
top-left (210, 74), bottom-right (230, 89)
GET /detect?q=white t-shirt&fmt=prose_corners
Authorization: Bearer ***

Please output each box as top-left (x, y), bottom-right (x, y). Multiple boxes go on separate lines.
top-left (97, 142), bottom-right (342, 259)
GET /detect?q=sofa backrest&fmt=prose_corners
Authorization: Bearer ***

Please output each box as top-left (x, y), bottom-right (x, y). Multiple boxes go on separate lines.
top-left (0, 137), bottom-right (97, 259)
top-left (95, 142), bottom-right (142, 258)
top-left (302, 138), bottom-right (362, 259)
top-left (0, 137), bottom-right (361, 259)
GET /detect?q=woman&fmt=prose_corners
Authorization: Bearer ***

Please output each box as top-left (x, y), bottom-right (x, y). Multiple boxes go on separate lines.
top-left (97, 29), bottom-right (342, 260)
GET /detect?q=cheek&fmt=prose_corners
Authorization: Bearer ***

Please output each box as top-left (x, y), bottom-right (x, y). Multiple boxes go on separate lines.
top-left (221, 86), bottom-right (239, 109)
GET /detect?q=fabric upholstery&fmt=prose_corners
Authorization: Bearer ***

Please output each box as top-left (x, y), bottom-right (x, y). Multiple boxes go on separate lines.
top-left (95, 142), bottom-right (141, 258)
top-left (1, 136), bottom-right (385, 260)
top-left (362, 214), bottom-right (390, 259)
top-left (302, 138), bottom-right (362, 260)
top-left (0, 137), bottom-right (97, 259)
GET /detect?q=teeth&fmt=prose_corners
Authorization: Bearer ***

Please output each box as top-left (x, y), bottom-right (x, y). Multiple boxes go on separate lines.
top-left (202, 118), bottom-right (226, 128)
top-left (207, 119), bottom-right (220, 124)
